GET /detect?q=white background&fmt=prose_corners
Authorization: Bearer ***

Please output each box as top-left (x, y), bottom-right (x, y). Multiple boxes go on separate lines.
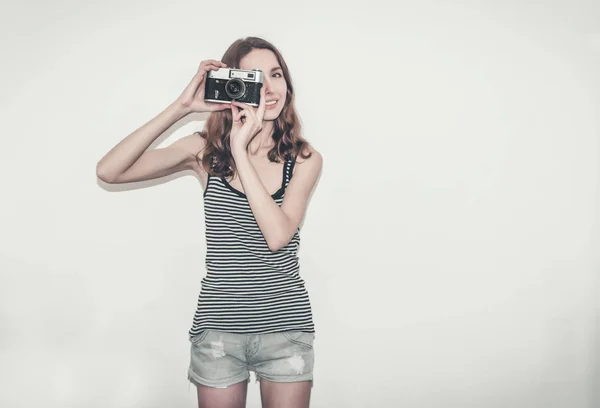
top-left (1, 0), bottom-right (599, 407)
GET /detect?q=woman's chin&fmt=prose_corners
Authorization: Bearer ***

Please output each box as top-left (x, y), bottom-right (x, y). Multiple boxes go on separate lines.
top-left (263, 110), bottom-right (281, 122)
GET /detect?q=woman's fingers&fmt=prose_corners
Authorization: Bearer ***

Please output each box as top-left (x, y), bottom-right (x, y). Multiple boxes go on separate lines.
top-left (190, 61), bottom-right (225, 101)
top-left (196, 61), bottom-right (226, 79)
top-left (231, 103), bottom-right (245, 122)
top-left (231, 101), bottom-right (263, 136)
top-left (203, 63), bottom-right (222, 72)
top-left (198, 60), bottom-right (226, 70)
top-left (176, 60), bottom-right (228, 113)
top-left (197, 65), bottom-right (220, 80)
top-left (232, 101), bottom-right (257, 124)
top-left (206, 102), bottom-right (230, 111)
top-left (231, 100), bottom-right (257, 112)
top-left (256, 87), bottom-right (266, 122)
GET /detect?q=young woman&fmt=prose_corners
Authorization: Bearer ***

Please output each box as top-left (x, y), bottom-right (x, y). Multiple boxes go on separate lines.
top-left (96, 37), bottom-right (322, 408)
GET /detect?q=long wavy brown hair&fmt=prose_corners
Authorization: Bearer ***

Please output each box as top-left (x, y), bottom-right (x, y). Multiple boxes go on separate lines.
top-left (195, 37), bottom-right (312, 178)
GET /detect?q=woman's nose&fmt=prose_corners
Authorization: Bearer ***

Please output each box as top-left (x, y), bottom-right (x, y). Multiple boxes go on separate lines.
top-left (263, 77), bottom-right (272, 93)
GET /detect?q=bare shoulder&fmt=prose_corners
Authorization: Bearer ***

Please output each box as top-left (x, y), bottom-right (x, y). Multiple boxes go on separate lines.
top-left (170, 131), bottom-right (207, 172)
top-left (282, 144), bottom-right (322, 206)
top-left (294, 144), bottom-right (323, 172)
top-left (288, 144), bottom-right (322, 194)
top-left (172, 131), bottom-right (206, 155)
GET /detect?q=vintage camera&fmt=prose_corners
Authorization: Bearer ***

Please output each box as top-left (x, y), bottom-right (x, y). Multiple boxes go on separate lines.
top-left (204, 68), bottom-right (264, 106)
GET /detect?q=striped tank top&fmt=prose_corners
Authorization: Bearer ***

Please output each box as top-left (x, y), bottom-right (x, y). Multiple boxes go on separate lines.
top-left (188, 156), bottom-right (315, 336)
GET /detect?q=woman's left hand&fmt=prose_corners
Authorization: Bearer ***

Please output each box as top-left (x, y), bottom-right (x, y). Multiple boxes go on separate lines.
top-left (230, 87), bottom-right (267, 156)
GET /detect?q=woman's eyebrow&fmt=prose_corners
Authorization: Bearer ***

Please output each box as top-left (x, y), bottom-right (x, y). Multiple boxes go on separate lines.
top-left (270, 66), bottom-right (282, 73)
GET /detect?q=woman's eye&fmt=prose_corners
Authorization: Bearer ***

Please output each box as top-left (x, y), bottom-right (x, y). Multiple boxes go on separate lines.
top-left (273, 72), bottom-right (282, 78)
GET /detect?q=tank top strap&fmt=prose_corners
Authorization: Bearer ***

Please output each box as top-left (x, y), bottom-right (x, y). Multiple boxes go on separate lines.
top-left (284, 155), bottom-right (297, 187)
top-left (205, 154), bottom-right (216, 193)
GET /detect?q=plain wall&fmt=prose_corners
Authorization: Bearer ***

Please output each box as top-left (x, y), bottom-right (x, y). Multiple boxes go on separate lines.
top-left (1, 0), bottom-right (599, 407)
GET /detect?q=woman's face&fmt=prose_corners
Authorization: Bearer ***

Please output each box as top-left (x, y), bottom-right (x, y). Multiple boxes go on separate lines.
top-left (239, 48), bottom-right (287, 121)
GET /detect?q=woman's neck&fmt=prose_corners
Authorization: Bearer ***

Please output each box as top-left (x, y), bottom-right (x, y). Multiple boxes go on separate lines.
top-left (248, 121), bottom-right (275, 155)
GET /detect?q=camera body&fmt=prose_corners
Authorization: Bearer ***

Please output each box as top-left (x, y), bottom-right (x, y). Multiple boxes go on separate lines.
top-left (204, 68), bottom-right (264, 106)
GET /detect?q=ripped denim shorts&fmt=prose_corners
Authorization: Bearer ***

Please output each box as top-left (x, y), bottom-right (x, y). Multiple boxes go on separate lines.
top-left (187, 329), bottom-right (315, 389)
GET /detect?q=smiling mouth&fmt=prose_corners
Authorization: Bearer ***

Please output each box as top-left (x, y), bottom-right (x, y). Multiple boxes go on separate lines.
top-left (266, 100), bottom-right (278, 106)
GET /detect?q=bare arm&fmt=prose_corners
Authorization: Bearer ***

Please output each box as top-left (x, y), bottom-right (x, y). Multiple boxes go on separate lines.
top-left (233, 146), bottom-right (323, 251)
top-left (96, 59), bottom-right (228, 184)
top-left (228, 91), bottom-right (323, 251)
top-left (96, 102), bottom-right (201, 184)
top-left (97, 102), bottom-right (189, 183)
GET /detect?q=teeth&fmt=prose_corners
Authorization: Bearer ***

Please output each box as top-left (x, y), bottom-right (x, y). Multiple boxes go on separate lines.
top-left (266, 100), bottom-right (277, 105)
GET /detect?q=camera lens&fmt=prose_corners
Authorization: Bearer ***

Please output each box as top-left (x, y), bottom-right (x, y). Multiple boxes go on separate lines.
top-left (225, 78), bottom-right (246, 99)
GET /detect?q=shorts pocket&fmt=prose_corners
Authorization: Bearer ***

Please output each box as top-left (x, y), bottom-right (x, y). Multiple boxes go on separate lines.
top-left (282, 331), bottom-right (314, 349)
top-left (189, 330), bottom-right (210, 346)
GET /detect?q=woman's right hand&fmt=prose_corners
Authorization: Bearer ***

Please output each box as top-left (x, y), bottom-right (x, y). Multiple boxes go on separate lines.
top-left (176, 59), bottom-right (231, 114)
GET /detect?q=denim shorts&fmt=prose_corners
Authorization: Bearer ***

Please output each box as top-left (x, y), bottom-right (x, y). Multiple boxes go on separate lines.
top-left (187, 329), bottom-right (315, 389)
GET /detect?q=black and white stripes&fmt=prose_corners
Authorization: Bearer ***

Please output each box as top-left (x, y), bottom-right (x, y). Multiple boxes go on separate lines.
top-left (189, 157), bottom-right (315, 335)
